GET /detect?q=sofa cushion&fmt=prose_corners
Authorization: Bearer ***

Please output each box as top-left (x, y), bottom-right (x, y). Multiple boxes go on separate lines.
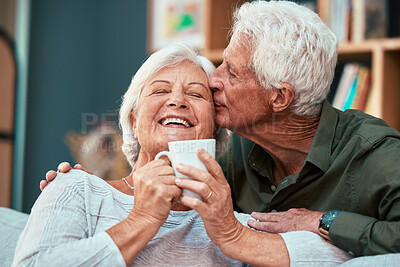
top-left (0, 207), bottom-right (29, 266)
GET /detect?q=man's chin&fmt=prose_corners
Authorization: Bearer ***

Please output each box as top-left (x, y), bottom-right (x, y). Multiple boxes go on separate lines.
top-left (215, 115), bottom-right (230, 129)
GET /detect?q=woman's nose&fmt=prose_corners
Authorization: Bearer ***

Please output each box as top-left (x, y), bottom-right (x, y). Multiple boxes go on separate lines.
top-left (167, 92), bottom-right (188, 108)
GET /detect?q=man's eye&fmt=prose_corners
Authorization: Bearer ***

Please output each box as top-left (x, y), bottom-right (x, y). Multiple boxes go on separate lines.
top-left (229, 71), bottom-right (236, 78)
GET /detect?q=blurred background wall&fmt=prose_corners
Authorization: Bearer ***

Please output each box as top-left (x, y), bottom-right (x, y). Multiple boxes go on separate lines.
top-left (1, 0), bottom-right (147, 212)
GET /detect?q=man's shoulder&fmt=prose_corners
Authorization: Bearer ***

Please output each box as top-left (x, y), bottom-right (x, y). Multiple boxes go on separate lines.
top-left (336, 109), bottom-right (400, 144)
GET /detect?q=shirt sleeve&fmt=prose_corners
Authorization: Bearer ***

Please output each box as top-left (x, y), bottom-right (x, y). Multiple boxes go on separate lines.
top-left (329, 212), bottom-right (400, 256)
top-left (12, 172), bottom-right (126, 267)
top-left (280, 231), bottom-right (353, 266)
top-left (329, 137), bottom-right (400, 256)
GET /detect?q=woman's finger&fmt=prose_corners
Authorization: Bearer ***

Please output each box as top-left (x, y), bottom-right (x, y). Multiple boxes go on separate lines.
top-left (179, 195), bottom-right (207, 214)
top-left (175, 163), bottom-right (212, 184)
top-left (147, 158), bottom-right (172, 168)
top-left (175, 178), bottom-right (211, 199)
top-left (196, 149), bottom-right (227, 184)
top-left (157, 174), bottom-right (180, 186)
top-left (165, 184), bottom-right (183, 200)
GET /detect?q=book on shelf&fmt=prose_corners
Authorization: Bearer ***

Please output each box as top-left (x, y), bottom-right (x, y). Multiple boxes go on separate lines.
top-left (351, 67), bottom-right (371, 111)
top-left (323, 0), bottom-right (388, 42)
top-left (352, 0), bottom-right (387, 41)
top-left (388, 0), bottom-right (400, 37)
top-left (325, 0), bottom-right (352, 42)
top-left (332, 63), bottom-right (359, 110)
top-left (332, 63), bottom-right (371, 112)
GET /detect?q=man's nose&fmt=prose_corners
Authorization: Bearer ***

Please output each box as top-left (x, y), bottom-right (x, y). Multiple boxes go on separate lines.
top-left (209, 68), bottom-right (223, 92)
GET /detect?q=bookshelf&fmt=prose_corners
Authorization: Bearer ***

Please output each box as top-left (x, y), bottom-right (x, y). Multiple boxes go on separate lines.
top-left (0, 28), bottom-right (16, 208)
top-left (333, 39), bottom-right (400, 131)
top-left (317, 0), bottom-right (400, 131)
top-left (147, 0), bottom-right (246, 61)
top-left (202, 0), bottom-right (247, 62)
top-left (201, 0), bottom-right (400, 131)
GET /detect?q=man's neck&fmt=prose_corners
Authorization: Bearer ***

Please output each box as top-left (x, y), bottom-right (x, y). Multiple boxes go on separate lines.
top-left (235, 111), bottom-right (320, 185)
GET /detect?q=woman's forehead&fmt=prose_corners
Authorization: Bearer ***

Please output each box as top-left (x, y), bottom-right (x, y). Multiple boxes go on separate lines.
top-left (147, 62), bottom-right (208, 85)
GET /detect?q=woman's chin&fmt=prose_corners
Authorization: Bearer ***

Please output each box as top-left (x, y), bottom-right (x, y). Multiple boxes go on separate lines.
top-left (162, 130), bottom-right (198, 142)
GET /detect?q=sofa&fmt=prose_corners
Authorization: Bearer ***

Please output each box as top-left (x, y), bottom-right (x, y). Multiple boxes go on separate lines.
top-left (1, 207), bottom-right (399, 266)
top-left (0, 207), bottom-right (29, 266)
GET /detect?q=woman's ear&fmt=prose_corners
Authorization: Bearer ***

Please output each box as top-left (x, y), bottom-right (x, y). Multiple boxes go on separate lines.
top-left (129, 112), bottom-right (138, 138)
top-left (270, 82), bottom-right (295, 113)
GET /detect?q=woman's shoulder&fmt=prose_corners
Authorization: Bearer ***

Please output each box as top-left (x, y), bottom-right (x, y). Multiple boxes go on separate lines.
top-left (36, 170), bottom-right (121, 213)
top-left (44, 169), bottom-right (111, 195)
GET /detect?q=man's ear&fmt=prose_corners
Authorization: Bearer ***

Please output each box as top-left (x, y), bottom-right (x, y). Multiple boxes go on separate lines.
top-left (129, 112), bottom-right (138, 138)
top-left (270, 82), bottom-right (295, 113)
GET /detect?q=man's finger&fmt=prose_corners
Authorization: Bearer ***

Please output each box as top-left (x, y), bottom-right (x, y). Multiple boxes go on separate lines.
top-left (73, 164), bottom-right (84, 170)
top-left (251, 211), bottom-right (279, 222)
top-left (73, 164), bottom-right (93, 175)
top-left (247, 220), bottom-right (280, 233)
top-left (39, 180), bottom-right (48, 191)
top-left (45, 170), bottom-right (57, 182)
top-left (58, 162), bottom-right (72, 173)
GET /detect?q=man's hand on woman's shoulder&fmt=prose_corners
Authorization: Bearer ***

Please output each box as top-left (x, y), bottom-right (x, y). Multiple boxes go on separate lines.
top-left (39, 162), bottom-right (93, 191)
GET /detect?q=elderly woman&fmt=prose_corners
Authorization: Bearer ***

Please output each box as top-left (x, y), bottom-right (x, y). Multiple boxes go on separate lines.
top-left (15, 44), bottom-right (351, 266)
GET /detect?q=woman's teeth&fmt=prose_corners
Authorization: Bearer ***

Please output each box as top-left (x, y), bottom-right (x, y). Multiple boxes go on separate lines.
top-left (161, 118), bottom-right (190, 127)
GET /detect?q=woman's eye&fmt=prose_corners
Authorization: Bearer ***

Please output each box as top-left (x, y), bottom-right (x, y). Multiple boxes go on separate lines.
top-left (188, 93), bottom-right (203, 98)
top-left (153, 89), bottom-right (168, 94)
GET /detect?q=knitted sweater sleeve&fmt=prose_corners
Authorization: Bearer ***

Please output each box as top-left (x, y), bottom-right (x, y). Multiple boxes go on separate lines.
top-left (12, 171), bottom-right (125, 267)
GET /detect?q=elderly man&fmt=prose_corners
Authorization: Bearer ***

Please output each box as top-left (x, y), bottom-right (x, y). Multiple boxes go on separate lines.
top-left (43, 0), bottom-right (399, 260)
top-left (208, 0), bottom-right (400, 258)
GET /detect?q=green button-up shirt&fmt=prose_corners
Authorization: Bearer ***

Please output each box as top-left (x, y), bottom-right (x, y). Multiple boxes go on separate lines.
top-left (218, 100), bottom-right (400, 256)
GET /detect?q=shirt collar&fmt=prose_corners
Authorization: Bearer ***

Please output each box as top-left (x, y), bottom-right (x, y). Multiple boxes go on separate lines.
top-left (247, 100), bottom-right (337, 178)
top-left (305, 100), bottom-right (338, 173)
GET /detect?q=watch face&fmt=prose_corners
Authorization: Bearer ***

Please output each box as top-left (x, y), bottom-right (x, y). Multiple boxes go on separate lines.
top-left (320, 210), bottom-right (341, 231)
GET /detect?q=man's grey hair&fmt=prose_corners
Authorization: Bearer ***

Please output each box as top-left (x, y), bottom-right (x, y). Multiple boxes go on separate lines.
top-left (232, 0), bottom-right (338, 116)
top-left (119, 44), bottom-right (229, 167)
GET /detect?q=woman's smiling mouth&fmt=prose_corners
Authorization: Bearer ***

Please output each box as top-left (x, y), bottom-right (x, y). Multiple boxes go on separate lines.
top-left (159, 117), bottom-right (192, 128)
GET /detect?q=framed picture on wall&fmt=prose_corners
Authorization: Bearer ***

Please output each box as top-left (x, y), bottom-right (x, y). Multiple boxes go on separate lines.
top-left (147, 0), bottom-right (206, 53)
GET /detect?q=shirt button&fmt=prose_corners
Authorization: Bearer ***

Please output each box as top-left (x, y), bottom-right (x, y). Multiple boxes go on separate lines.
top-left (271, 209), bottom-right (277, 213)
top-left (271, 185), bottom-right (277, 191)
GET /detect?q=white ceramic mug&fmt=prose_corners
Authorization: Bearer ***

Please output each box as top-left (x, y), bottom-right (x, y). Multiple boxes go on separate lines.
top-left (154, 139), bottom-right (216, 200)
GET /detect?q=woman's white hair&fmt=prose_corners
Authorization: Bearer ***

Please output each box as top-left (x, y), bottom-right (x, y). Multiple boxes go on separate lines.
top-left (119, 44), bottom-right (228, 167)
top-left (232, 0), bottom-right (338, 116)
